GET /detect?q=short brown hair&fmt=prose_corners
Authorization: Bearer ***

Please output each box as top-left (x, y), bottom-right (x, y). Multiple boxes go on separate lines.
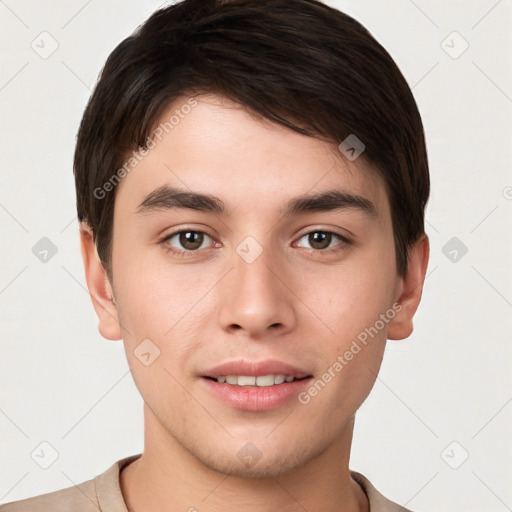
top-left (74, 0), bottom-right (429, 279)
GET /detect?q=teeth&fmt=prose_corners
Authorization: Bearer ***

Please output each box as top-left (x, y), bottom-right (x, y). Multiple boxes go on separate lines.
top-left (216, 375), bottom-right (296, 386)
top-left (274, 375), bottom-right (285, 385)
top-left (238, 376), bottom-right (256, 386)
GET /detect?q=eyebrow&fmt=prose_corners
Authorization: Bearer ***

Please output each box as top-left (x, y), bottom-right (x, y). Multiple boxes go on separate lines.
top-left (135, 185), bottom-right (377, 218)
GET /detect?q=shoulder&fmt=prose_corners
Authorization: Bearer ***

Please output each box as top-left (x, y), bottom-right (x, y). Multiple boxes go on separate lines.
top-left (351, 470), bottom-right (415, 512)
top-left (0, 477), bottom-right (98, 512)
top-left (0, 454), bottom-right (141, 512)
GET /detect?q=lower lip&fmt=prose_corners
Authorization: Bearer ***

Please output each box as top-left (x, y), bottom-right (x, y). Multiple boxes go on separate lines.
top-left (200, 377), bottom-right (313, 411)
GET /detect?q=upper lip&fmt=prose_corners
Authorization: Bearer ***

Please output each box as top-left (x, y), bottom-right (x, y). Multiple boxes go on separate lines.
top-left (202, 359), bottom-right (312, 379)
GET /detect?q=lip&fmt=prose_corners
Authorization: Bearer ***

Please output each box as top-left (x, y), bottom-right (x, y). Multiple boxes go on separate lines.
top-left (199, 359), bottom-right (313, 412)
top-left (200, 377), bottom-right (313, 411)
top-left (201, 359), bottom-right (311, 379)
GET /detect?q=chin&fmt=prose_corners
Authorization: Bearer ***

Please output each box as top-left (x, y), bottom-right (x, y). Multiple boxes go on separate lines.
top-left (187, 437), bottom-right (329, 480)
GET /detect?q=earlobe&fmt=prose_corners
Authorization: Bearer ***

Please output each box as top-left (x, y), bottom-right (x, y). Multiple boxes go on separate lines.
top-left (387, 234), bottom-right (430, 340)
top-left (79, 222), bottom-right (123, 341)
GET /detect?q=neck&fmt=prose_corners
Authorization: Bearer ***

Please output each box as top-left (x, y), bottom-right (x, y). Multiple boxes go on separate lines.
top-left (120, 404), bottom-right (368, 512)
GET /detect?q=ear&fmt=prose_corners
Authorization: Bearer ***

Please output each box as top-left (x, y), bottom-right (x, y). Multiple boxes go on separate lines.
top-left (79, 222), bottom-right (122, 341)
top-left (387, 233), bottom-right (430, 340)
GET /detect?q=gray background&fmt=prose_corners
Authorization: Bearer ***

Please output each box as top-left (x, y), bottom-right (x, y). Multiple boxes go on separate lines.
top-left (1, 1), bottom-right (511, 510)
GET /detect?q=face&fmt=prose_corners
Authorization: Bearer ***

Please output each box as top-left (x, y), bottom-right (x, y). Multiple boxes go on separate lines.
top-left (108, 94), bottom-right (404, 478)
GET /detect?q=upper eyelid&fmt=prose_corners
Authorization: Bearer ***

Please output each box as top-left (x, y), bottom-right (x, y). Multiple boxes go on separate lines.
top-left (293, 231), bottom-right (350, 249)
top-left (163, 229), bottom-right (216, 246)
top-left (163, 228), bottom-right (215, 242)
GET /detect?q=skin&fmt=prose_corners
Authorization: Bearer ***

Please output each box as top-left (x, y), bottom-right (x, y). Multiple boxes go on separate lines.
top-left (80, 94), bottom-right (429, 512)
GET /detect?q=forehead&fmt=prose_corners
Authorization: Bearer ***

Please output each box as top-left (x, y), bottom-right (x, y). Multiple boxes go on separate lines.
top-left (114, 94), bottom-right (390, 221)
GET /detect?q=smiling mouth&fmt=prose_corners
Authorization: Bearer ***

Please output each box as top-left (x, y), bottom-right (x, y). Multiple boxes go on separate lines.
top-left (203, 375), bottom-right (312, 387)
top-left (201, 366), bottom-right (314, 411)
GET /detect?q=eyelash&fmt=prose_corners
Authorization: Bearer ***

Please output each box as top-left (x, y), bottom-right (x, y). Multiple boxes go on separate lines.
top-left (159, 228), bottom-right (352, 257)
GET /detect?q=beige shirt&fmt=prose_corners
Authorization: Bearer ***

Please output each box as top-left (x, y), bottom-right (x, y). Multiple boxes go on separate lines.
top-left (0, 453), bottom-right (412, 511)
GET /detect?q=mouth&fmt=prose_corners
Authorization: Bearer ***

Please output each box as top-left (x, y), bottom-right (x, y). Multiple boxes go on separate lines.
top-left (199, 359), bottom-right (314, 411)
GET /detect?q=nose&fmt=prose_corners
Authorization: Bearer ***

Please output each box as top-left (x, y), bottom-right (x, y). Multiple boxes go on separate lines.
top-left (217, 242), bottom-right (296, 339)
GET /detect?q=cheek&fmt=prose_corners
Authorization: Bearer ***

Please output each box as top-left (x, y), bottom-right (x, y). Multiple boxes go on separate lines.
top-left (114, 252), bottom-right (220, 377)
top-left (113, 261), bottom-right (206, 410)
top-left (114, 244), bottom-right (194, 333)
top-left (300, 263), bottom-right (393, 415)
top-left (305, 253), bottom-right (397, 344)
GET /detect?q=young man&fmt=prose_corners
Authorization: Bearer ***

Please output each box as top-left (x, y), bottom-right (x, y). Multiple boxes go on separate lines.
top-left (1, 0), bottom-right (429, 510)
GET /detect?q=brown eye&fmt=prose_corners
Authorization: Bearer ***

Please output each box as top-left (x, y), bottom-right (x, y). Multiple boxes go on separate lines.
top-left (164, 230), bottom-right (211, 252)
top-left (179, 231), bottom-right (204, 250)
top-left (308, 231), bottom-right (331, 250)
top-left (295, 231), bottom-right (349, 251)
